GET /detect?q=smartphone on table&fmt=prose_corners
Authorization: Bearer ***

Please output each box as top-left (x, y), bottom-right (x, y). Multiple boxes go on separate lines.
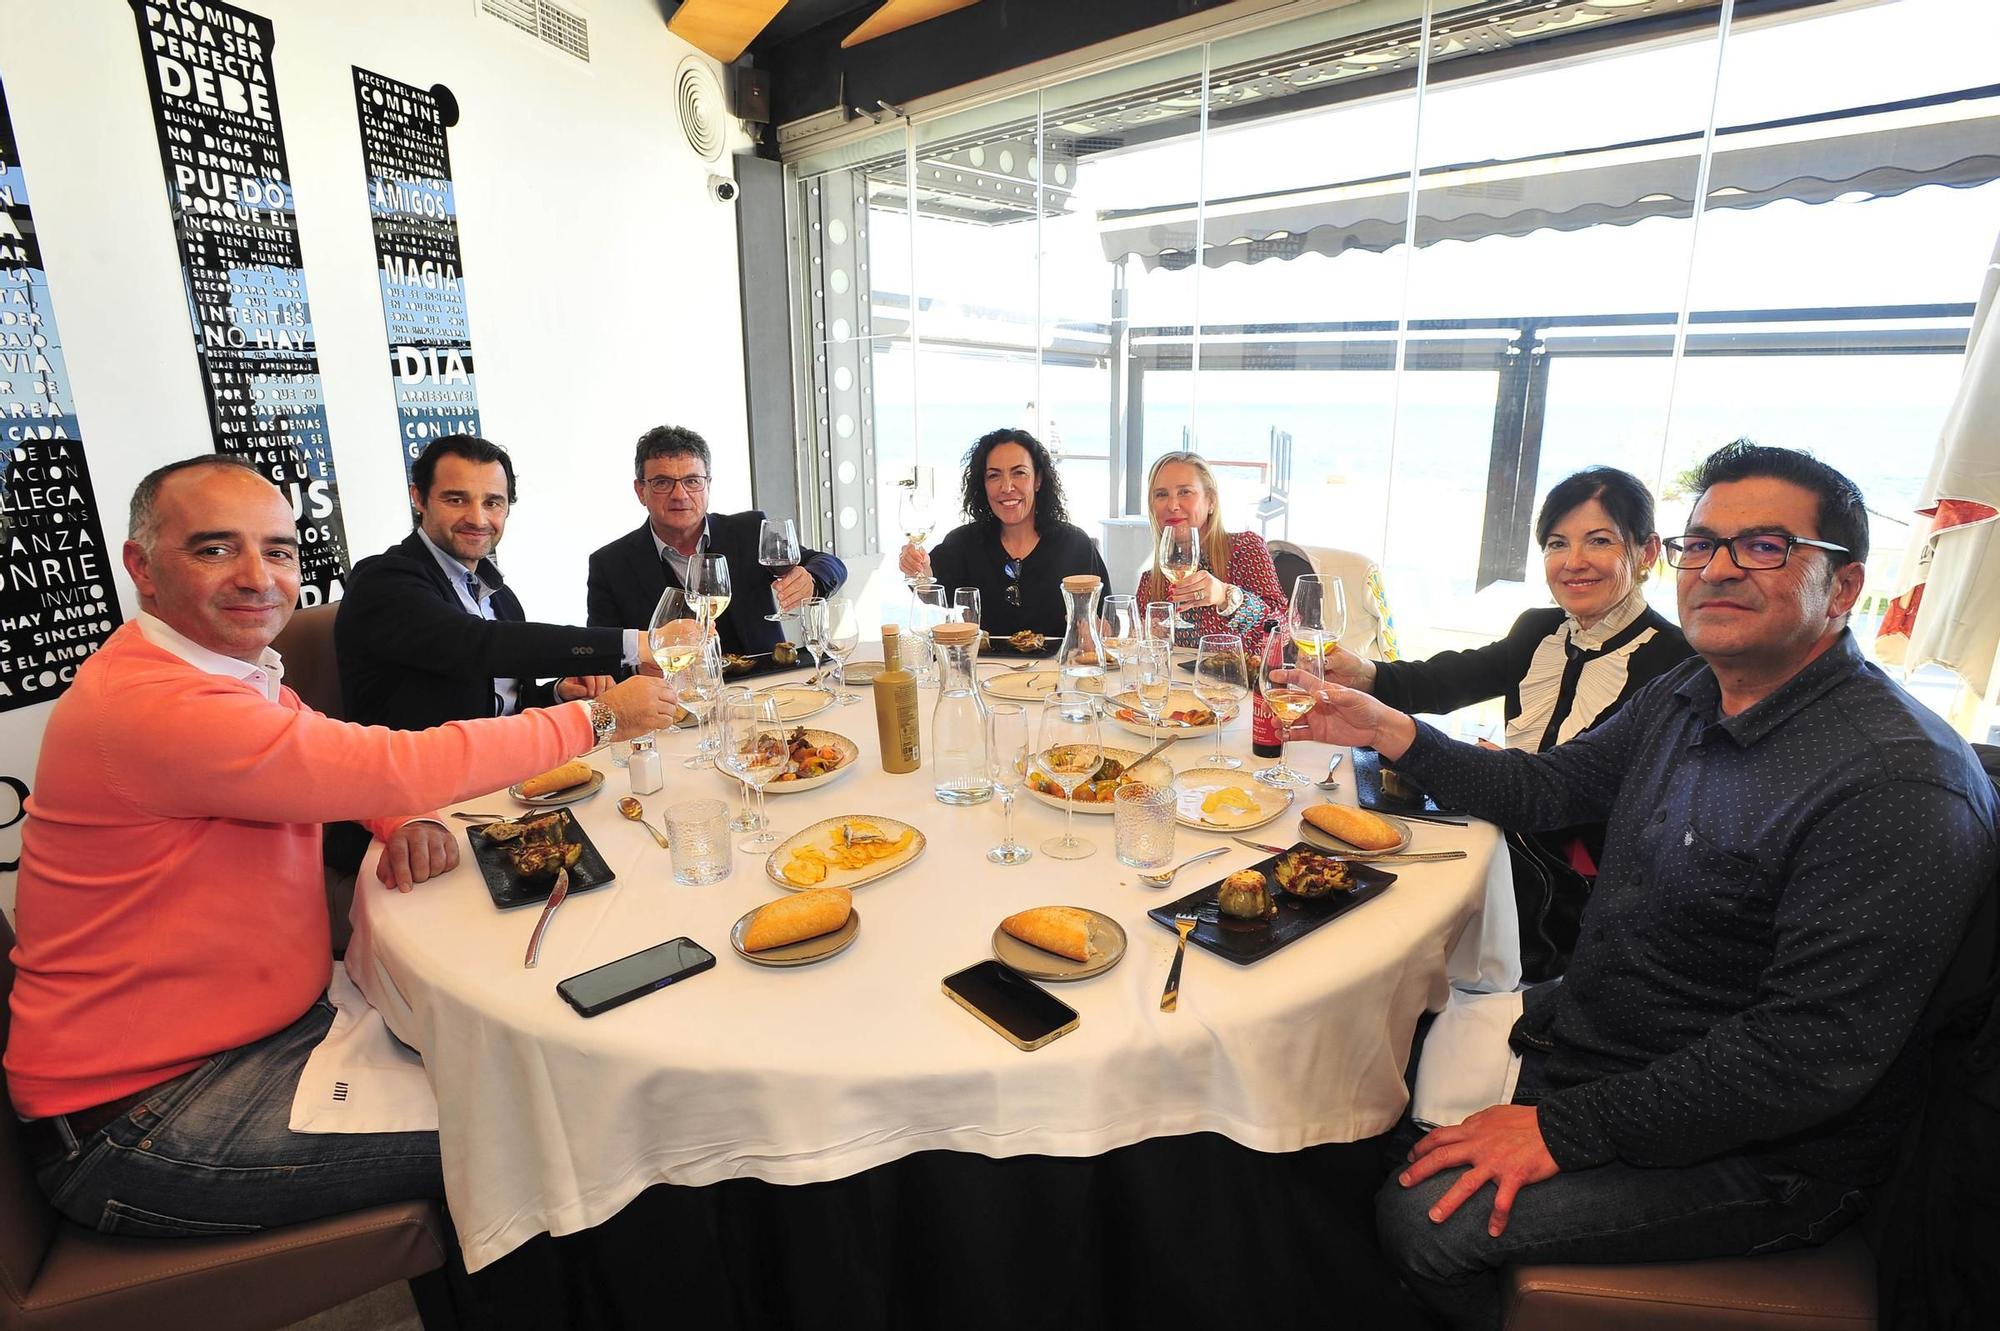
top-left (941, 960), bottom-right (1079, 1051)
top-left (558, 937), bottom-right (716, 1017)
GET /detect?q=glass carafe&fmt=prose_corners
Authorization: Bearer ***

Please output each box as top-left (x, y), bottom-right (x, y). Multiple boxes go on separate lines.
top-left (929, 622), bottom-right (992, 805)
top-left (1055, 574), bottom-right (1107, 696)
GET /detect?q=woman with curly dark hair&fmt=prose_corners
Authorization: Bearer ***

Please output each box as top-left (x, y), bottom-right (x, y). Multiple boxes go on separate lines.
top-left (898, 427), bottom-right (1111, 638)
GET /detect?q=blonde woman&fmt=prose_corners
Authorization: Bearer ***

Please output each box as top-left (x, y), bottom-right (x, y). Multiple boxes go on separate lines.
top-left (1134, 452), bottom-right (1285, 652)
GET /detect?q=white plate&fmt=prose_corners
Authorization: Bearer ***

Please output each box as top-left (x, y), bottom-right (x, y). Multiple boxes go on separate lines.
top-left (752, 684), bottom-right (835, 721)
top-left (1173, 773), bottom-right (1295, 832)
top-left (760, 728), bottom-right (860, 794)
top-left (508, 769), bottom-right (606, 808)
top-left (1102, 687), bottom-right (1223, 737)
top-left (990, 909), bottom-right (1127, 981)
top-left (1022, 745), bottom-right (1146, 817)
top-left (1297, 809), bottom-right (1414, 856)
top-left (765, 815), bottom-right (927, 891)
top-left (843, 661), bottom-right (884, 686)
top-left (981, 667), bottom-right (1063, 702)
top-left (730, 903), bottom-right (861, 967)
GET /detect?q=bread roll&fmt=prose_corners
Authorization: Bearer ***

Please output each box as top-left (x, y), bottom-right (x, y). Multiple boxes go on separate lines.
top-left (1303, 803), bottom-right (1400, 851)
top-left (1000, 906), bottom-right (1094, 962)
top-left (520, 760), bottom-right (593, 798)
top-left (743, 887), bottom-right (853, 951)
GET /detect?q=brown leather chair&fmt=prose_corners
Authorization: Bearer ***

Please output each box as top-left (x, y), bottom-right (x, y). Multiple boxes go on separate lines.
top-left (269, 603), bottom-right (360, 955)
top-left (0, 912), bottom-right (450, 1331)
top-left (271, 602), bottom-right (345, 720)
top-left (1503, 1231), bottom-right (1875, 1330)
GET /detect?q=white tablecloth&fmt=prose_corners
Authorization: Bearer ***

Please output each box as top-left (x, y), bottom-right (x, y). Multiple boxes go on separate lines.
top-left (349, 667), bottom-right (1519, 1271)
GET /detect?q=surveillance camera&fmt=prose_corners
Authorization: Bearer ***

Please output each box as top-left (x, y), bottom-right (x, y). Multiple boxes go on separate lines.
top-left (708, 173), bottom-right (738, 204)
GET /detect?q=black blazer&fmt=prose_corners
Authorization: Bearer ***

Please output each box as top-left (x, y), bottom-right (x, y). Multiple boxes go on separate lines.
top-left (337, 530), bottom-right (626, 731)
top-left (586, 512), bottom-right (846, 660)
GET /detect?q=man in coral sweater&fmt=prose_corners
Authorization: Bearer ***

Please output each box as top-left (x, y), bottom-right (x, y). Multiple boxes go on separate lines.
top-left (5, 456), bottom-right (677, 1237)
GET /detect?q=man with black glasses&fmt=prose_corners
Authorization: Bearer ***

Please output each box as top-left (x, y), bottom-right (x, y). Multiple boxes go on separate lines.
top-left (1291, 441), bottom-right (1996, 1330)
top-left (587, 425), bottom-right (845, 659)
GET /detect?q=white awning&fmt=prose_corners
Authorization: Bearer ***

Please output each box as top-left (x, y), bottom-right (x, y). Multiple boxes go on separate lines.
top-left (1098, 87), bottom-right (2000, 270)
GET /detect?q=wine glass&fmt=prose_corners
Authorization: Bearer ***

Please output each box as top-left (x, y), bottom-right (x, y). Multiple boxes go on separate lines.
top-left (1122, 637), bottom-right (1173, 748)
top-left (758, 517), bottom-right (801, 622)
top-left (674, 637), bottom-right (725, 770)
top-left (689, 554), bottom-right (732, 628)
top-left (897, 485), bottom-right (937, 588)
top-left (822, 596), bottom-right (862, 704)
top-left (648, 587), bottom-right (705, 767)
top-left (1193, 633), bottom-right (1248, 770)
top-left (717, 684), bottom-right (764, 832)
top-left (1288, 575), bottom-right (1349, 675)
top-left (1142, 600), bottom-right (1174, 647)
top-left (1158, 524), bottom-right (1200, 629)
top-left (1033, 690), bottom-right (1101, 860)
top-left (985, 702), bottom-right (1031, 865)
top-left (1099, 593), bottom-right (1138, 671)
top-left (909, 583), bottom-right (949, 688)
top-left (720, 692), bottom-right (788, 849)
top-left (1256, 631), bottom-right (1316, 787)
top-left (952, 586), bottom-right (982, 631)
top-left (800, 596), bottom-right (830, 685)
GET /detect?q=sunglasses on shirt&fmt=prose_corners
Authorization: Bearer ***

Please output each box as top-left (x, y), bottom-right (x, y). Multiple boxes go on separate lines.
top-left (1002, 558), bottom-right (1022, 608)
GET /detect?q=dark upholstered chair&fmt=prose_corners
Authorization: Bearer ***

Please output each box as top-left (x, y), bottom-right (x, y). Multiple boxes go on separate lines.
top-left (1503, 1233), bottom-right (1875, 1330)
top-left (0, 911), bottom-right (450, 1330)
top-left (269, 603), bottom-right (360, 955)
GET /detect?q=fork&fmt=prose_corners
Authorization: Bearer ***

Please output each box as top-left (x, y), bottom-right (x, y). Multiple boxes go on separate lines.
top-left (1160, 913), bottom-right (1198, 1012)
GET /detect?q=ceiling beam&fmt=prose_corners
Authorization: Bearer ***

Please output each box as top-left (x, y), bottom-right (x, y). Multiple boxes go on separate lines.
top-left (842, 0), bottom-right (984, 49)
top-left (669, 0), bottom-right (788, 63)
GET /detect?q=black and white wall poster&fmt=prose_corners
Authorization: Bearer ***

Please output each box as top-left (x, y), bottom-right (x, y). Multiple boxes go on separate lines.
top-left (129, 0), bottom-right (351, 604)
top-left (354, 67), bottom-right (482, 478)
top-left (0, 77), bottom-right (123, 713)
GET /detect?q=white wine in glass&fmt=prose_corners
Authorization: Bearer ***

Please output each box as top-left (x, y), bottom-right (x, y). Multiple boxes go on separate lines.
top-left (1256, 631), bottom-right (1314, 786)
top-left (1157, 524), bottom-right (1200, 628)
top-left (689, 554), bottom-right (732, 625)
top-left (1287, 575), bottom-right (1348, 668)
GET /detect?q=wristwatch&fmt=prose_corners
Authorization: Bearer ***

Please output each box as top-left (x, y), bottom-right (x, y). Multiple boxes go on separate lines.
top-left (587, 698), bottom-right (617, 747)
top-left (1220, 583), bottom-right (1245, 617)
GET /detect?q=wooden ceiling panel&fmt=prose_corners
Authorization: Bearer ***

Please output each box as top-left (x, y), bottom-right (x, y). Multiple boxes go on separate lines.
top-left (669, 0), bottom-right (789, 63)
top-left (842, 0), bottom-right (984, 49)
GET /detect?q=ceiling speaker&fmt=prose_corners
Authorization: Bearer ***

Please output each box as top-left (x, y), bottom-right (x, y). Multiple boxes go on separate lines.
top-left (676, 56), bottom-right (726, 162)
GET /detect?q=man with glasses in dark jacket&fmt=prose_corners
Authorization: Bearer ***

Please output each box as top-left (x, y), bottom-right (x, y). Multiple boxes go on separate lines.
top-left (1293, 441), bottom-right (1997, 1330)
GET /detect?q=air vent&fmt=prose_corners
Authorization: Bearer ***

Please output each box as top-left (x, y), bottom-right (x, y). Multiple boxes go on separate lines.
top-left (479, 0), bottom-right (591, 63)
top-left (676, 57), bottom-right (726, 162)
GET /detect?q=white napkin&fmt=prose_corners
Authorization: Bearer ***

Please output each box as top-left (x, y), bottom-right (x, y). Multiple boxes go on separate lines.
top-left (289, 961), bottom-right (440, 1134)
top-left (1410, 987), bottom-right (1525, 1129)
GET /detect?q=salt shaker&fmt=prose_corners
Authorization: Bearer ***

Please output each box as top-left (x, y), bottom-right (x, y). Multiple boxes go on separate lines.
top-left (627, 737), bottom-right (663, 795)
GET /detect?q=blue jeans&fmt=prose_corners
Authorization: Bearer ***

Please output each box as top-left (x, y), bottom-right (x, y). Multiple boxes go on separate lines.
top-left (1375, 1054), bottom-right (1866, 1331)
top-left (34, 996), bottom-right (444, 1237)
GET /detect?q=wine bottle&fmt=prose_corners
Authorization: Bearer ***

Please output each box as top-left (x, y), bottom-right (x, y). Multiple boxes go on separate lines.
top-left (1251, 684), bottom-right (1283, 757)
top-left (874, 625), bottom-right (921, 773)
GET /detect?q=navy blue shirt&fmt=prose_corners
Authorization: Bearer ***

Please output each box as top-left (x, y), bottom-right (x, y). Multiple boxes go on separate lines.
top-left (1399, 631), bottom-right (1997, 1185)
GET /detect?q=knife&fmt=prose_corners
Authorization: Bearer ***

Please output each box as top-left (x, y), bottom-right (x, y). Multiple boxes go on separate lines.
top-left (1230, 836), bottom-right (1467, 864)
top-left (523, 866), bottom-right (570, 969)
top-left (1370, 808), bottom-right (1473, 826)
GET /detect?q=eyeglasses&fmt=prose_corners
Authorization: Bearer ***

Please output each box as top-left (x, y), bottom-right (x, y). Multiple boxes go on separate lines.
top-left (1662, 533), bottom-right (1850, 570)
top-left (643, 475), bottom-right (708, 496)
top-left (1002, 558), bottom-right (1022, 608)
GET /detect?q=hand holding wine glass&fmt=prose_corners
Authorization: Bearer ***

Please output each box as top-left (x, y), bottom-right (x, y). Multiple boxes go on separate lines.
top-left (897, 488), bottom-right (937, 587)
top-left (1287, 575), bottom-right (1348, 675)
top-left (758, 518), bottom-right (801, 622)
top-left (1256, 630), bottom-right (1315, 787)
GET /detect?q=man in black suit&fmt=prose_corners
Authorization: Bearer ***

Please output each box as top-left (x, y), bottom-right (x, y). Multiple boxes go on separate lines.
top-left (587, 425), bottom-right (846, 659)
top-left (338, 435), bottom-right (648, 733)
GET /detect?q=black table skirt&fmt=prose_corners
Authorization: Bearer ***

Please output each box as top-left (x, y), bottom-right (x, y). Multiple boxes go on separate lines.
top-left (430, 1133), bottom-right (1428, 1330)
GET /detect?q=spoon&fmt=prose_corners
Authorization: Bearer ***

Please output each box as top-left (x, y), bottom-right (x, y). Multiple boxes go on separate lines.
top-left (1135, 845), bottom-right (1228, 889)
top-left (1316, 752), bottom-right (1345, 791)
top-left (616, 797), bottom-right (670, 849)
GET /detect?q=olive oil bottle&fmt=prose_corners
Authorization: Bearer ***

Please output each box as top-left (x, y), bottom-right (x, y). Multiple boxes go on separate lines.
top-left (874, 625), bottom-right (921, 773)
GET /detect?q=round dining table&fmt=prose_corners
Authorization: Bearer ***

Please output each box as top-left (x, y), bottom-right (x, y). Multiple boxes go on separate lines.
top-left (346, 655), bottom-right (1519, 1318)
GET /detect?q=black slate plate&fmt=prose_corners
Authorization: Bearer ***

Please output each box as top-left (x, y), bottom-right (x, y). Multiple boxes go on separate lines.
top-left (465, 809), bottom-right (618, 909)
top-left (1147, 845), bottom-right (1395, 966)
top-left (1352, 746), bottom-right (1462, 818)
